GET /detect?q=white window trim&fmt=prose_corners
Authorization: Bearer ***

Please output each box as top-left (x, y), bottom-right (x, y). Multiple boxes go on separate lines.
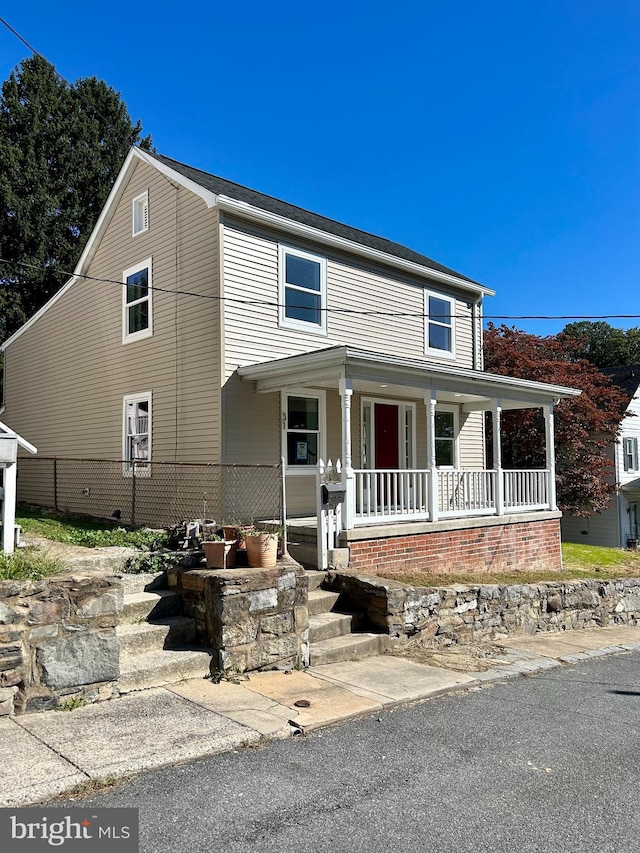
top-left (132, 191), bottom-right (149, 236)
top-left (433, 404), bottom-right (459, 469)
top-left (624, 436), bottom-right (639, 472)
top-left (278, 244), bottom-right (327, 335)
top-left (424, 289), bottom-right (456, 359)
top-left (122, 392), bottom-right (152, 477)
top-left (281, 389), bottom-right (326, 475)
top-left (122, 258), bottom-right (153, 344)
top-left (360, 397), bottom-right (416, 469)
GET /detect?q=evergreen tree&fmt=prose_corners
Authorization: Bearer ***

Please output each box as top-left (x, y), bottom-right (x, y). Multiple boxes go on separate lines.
top-left (0, 55), bottom-right (152, 340)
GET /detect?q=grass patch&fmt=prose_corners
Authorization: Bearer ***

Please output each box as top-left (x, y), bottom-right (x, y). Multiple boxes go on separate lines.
top-left (17, 506), bottom-right (163, 550)
top-left (374, 543), bottom-right (640, 588)
top-left (0, 547), bottom-right (65, 581)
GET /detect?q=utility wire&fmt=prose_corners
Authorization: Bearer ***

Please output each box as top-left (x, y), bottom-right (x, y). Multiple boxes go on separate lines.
top-left (1, 257), bottom-right (639, 323)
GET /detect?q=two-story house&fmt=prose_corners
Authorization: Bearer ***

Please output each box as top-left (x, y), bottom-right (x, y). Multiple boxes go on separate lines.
top-left (562, 365), bottom-right (640, 550)
top-left (0, 147), bottom-right (579, 573)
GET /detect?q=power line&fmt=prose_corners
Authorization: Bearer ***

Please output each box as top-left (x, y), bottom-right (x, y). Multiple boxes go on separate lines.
top-left (0, 16), bottom-right (71, 88)
top-left (1, 257), bottom-right (639, 323)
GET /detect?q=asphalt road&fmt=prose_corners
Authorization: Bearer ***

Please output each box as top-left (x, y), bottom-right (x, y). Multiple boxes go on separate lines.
top-left (79, 650), bottom-right (640, 853)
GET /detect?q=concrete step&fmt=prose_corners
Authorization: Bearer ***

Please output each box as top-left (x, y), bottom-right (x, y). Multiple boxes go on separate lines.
top-left (116, 617), bottom-right (196, 656)
top-left (121, 590), bottom-right (180, 624)
top-left (309, 633), bottom-right (389, 667)
top-left (118, 647), bottom-right (212, 693)
top-left (305, 570), bottom-right (328, 591)
top-left (309, 612), bottom-right (357, 643)
top-left (308, 589), bottom-right (341, 617)
top-left (287, 539), bottom-right (318, 569)
top-left (115, 572), bottom-right (166, 596)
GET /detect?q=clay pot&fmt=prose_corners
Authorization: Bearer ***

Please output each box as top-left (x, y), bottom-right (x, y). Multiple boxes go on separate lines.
top-left (203, 539), bottom-right (238, 569)
top-left (244, 533), bottom-right (278, 568)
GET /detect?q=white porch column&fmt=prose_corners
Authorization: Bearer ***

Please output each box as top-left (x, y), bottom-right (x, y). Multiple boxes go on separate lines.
top-left (543, 403), bottom-right (557, 511)
top-left (2, 463), bottom-right (17, 554)
top-left (425, 390), bottom-right (439, 522)
top-left (491, 398), bottom-right (504, 515)
top-left (339, 377), bottom-right (355, 529)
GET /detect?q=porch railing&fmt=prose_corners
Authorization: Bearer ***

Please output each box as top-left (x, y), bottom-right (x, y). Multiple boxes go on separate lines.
top-left (503, 469), bottom-right (550, 512)
top-left (354, 469), bottom-right (430, 523)
top-left (349, 468), bottom-right (552, 526)
top-left (438, 469), bottom-right (497, 517)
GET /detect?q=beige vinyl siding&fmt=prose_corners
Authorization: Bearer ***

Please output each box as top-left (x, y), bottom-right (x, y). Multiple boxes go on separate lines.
top-left (4, 159), bottom-right (222, 472)
top-left (221, 217), bottom-right (476, 377)
top-left (459, 410), bottom-right (486, 468)
top-left (561, 503), bottom-right (621, 549)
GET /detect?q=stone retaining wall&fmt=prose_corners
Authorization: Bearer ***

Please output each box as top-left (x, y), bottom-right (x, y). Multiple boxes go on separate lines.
top-left (0, 573), bottom-right (123, 715)
top-left (174, 558), bottom-right (309, 673)
top-left (327, 571), bottom-right (640, 643)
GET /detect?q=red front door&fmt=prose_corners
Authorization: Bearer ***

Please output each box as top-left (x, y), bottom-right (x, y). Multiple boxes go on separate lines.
top-left (374, 403), bottom-right (399, 469)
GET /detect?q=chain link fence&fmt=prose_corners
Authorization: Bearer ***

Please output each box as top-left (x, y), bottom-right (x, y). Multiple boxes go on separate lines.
top-left (17, 457), bottom-right (284, 529)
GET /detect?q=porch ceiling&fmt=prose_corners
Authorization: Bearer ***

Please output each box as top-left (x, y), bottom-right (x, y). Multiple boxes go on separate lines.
top-left (238, 346), bottom-right (581, 411)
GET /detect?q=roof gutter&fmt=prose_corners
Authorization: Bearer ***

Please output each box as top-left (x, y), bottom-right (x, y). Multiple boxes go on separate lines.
top-left (215, 196), bottom-right (495, 298)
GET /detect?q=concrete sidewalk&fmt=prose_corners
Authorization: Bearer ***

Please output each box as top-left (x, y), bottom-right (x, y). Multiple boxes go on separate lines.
top-left (2, 625), bottom-right (640, 808)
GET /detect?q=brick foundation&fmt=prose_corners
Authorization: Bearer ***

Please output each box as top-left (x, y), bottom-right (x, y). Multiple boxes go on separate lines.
top-left (347, 516), bottom-right (562, 575)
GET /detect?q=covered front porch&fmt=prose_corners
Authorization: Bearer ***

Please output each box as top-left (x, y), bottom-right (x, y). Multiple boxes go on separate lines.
top-left (239, 346), bottom-right (580, 570)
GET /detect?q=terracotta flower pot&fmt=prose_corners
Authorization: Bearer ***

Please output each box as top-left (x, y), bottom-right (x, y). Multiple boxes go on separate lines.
top-left (203, 539), bottom-right (238, 569)
top-left (224, 526), bottom-right (245, 550)
top-left (245, 533), bottom-right (278, 568)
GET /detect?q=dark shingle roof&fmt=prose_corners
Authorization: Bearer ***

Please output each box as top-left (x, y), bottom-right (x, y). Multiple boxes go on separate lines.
top-left (149, 152), bottom-right (479, 286)
top-left (602, 365), bottom-right (640, 400)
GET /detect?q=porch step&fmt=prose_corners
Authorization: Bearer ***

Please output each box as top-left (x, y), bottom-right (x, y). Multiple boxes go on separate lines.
top-left (309, 612), bottom-right (359, 643)
top-left (120, 590), bottom-right (180, 624)
top-left (116, 617), bottom-right (196, 657)
top-left (118, 647), bottom-right (212, 693)
top-left (306, 570), bottom-right (328, 591)
top-left (308, 589), bottom-right (341, 616)
top-left (115, 571), bottom-right (166, 596)
top-left (309, 633), bottom-right (389, 667)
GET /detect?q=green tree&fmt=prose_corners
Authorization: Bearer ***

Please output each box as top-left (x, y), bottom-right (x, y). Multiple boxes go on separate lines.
top-left (561, 321), bottom-right (640, 368)
top-left (484, 324), bottom-right (629, 516)
top-left (0, 55), bottom-right (152, 341)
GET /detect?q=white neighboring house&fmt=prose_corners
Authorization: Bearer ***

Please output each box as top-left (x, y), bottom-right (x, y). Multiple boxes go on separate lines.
top-left (562, 365), bottom-right (640, 549)
top-left (0, 420), bottom-right (37, 553)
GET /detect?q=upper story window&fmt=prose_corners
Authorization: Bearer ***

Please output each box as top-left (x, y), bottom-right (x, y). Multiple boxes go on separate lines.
top-left (123, 258), bottom-right (153, 344)
top-left (624, 437), bottom-right (639, 472)
top-left (123, 392), bottom-right (151, 476)
top-left (278, 245), bottom-right (327, 334)
top-left (132, 191), bottom-right (149, 236)
top-left (425, 290), bottom-right (455, 358)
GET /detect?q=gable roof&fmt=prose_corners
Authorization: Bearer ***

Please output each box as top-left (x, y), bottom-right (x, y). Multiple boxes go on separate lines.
top-left (602, 365), bottom-right (640, 402)
top-left (2, 145), bottom-right (492, 351)
top-left (148, 152), bottom-right (480, 286)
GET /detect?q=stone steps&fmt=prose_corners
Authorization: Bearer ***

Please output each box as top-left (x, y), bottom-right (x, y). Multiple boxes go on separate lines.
top-left (120, 590), bottom-right (181, 624)
top-left (116, 574), bottom-right (212, 693)
top-left (118, 647), bottom-right (212, 693)
top-left (308, 589), bottom-right (341, 617)
top-left (310, 633), bottom-right (388, 666)
top-left (117, 617), bottom-right (196, 656)
top-left (306, 574), bottom-right (388, 666)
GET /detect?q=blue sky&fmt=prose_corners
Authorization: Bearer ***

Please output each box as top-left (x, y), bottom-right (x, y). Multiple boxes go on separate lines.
top-left (1, 1), bottom-right (638, 335)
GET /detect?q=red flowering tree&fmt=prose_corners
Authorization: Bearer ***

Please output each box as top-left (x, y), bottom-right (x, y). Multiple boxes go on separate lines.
top-left (483, 324), bottom-right (630, 516)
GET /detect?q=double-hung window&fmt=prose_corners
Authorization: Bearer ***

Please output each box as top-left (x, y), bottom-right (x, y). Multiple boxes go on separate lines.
top-left (624, 437), bottom-right (639, 472)
top-left (123, 258), bottom-right (153, 343)
top-left (425, 290), bottom-right (455, 357)
top-left (279, 245), bottom-right (327, 334)
top-left (123, 393), bottom-right (151, 475)
top-left (435, 409), bottom-right (457, 467)
top-left (132, 191), bottom-right (149, 236)
top-left (283, 392), bottom-right (325, 471)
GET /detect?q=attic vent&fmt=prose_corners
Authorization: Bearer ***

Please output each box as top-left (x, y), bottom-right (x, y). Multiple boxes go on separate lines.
top-left (132, 191), bottom-right (149, 236)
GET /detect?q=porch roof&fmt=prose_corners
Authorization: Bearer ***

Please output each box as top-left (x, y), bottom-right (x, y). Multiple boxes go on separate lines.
top-left (238, 346), bottom-right (581, 410)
